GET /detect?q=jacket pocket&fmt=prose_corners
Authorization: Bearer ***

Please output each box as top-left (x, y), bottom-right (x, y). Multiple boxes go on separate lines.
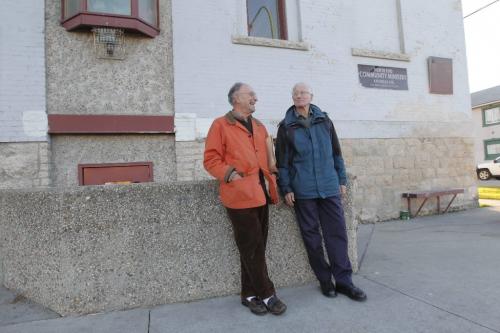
top-left (220, 174), bottom-right (258, 206)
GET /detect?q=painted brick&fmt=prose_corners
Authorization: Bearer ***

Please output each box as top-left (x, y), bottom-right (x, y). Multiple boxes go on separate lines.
top-left (0, 0), bottom-right (47, 143)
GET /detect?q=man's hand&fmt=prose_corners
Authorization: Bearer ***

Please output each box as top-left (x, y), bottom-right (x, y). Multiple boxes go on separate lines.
top-left (285, 192), bottom-right (295, 207)
top-left (229, 171), bottom-right (242, 182)
top-left (340, 185), bottom-right (347, 197)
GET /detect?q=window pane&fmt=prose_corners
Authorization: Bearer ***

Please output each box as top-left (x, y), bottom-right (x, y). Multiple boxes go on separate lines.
top-left (138, 0), bottom-right (157, 26)
top-left (247, 0), bottom-right (280, 39)
top-left (88, 0), bottom-right (131, 16)
top-left (486, 142), bottom-right (500, 155)
top-left (485, 107), bottom-right (500, 124)
top-left (65, 0), bottom-right (81, 18)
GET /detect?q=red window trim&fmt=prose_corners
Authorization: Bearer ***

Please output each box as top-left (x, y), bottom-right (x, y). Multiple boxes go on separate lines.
top-left (61, 0), bottom-right (160, 38)
top-left (78, 161), bottom-right (154, 185)
top-left (246, 0), bottom-right (288, 40)
top-left (48, 114), bottom-right (174, 134)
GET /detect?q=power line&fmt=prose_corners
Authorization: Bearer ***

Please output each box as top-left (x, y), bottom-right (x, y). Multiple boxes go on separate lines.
top-left (463, 0), bottom-right (500, 19)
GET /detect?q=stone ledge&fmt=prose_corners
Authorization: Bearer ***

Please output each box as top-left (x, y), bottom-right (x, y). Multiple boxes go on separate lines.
top-left (351, 48), bottom-right (411, 62)
top-left (0, 179), bottom-right (357, 315)
top-left (232, 35), bottom-right (310, 51)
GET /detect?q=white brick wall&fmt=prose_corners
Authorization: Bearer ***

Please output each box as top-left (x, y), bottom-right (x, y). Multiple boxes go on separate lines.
top-left (172, 0), bottom-right (472, 140)
top-left (0, 0), bottom-right (47, 142)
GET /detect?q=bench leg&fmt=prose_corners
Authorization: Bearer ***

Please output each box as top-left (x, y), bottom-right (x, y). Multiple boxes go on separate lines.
top-left (407, 197), bottom-right (412, 217)
top-left (437, 196), bottom-right (440, 214)
top-left (443, 194), bottom-right (458, 214)
top-left (414, 198), bottom-right (428, 217)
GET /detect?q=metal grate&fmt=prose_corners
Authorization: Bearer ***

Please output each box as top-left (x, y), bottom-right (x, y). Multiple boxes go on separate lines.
top-left (92, 27), bottom-right (126, 60)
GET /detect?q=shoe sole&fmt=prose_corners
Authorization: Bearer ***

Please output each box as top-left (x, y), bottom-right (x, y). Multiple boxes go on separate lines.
top-left (241, 301), bottom-right (268, 315)
top-left (337, 290), bottom-right (367, 302)
top-left (267, 305), bottom-right (287, 315)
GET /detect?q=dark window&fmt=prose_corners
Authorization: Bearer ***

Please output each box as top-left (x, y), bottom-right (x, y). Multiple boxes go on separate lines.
top-left (247, 0), bottom-right (287, 40)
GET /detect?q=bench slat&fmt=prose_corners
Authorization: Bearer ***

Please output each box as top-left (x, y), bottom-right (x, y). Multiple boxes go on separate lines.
top-left (402, 188), bottom-right (464, 198)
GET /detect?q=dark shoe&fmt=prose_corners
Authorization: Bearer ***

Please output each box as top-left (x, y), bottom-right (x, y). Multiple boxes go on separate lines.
top-left (320, 281), bottom-right (337, 298)
top-left (336, 283), bottom-right (367, 302)
top-left (241, 297), bottom-right (267, 315)
top-left (264, 296), bottom-right (287, 315)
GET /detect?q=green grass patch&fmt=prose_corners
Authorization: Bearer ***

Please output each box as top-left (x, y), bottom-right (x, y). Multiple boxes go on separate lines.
top-left (478, 187), bottom-right (500, 200)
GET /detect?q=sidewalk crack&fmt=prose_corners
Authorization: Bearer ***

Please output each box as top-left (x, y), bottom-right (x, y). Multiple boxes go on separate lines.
top-left (147, 310), bottom-right (151, 333)
top-left (357, 224), bottom-right (375, 271)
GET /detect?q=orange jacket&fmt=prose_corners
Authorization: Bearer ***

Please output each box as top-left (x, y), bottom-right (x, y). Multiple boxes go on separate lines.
top-left (204, 112), bottom-right (279, 209)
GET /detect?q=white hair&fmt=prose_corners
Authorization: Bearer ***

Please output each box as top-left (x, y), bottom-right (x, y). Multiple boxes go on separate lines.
top-left (292, 82), bottom-right (313, 95)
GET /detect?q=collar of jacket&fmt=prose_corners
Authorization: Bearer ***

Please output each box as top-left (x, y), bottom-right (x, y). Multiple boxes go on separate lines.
top-left (282, 104), bottom-right (326, 127)
top-left (224, 111), bottom-right (264, 127)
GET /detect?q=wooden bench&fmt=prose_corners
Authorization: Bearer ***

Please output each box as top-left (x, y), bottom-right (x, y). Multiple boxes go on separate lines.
top-left (402, 188), bottom-right (464, 218)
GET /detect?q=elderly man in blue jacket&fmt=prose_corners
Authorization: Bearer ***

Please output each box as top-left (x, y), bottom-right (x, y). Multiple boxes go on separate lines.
top-left (275, 82), bottom-right (366, 301)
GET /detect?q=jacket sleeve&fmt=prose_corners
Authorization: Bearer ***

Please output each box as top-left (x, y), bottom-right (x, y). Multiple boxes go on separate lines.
top-left (203, 121), bottom-right (236, 183)
top-left (275, 124), bottom-right (293, 195)
top-left (329, 119), bottom-right (347, 186)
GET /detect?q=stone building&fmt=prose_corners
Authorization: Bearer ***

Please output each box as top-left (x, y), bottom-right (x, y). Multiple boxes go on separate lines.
top-left (172, 0), bottom-right (477, 221)
top-left (1, 0), bottom-right (477, 222)
top-left (471, 85), bottom-right (500, 164)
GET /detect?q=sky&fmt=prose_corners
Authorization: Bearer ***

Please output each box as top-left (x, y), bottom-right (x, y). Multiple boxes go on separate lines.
top-left (462, 0), bottom-right (500, 92)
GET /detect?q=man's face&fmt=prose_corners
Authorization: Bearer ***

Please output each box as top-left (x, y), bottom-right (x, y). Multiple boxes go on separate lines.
top-left (234, 85), bottom-right (258, 115)
top-left (292, 85), bottom-right (313, 108)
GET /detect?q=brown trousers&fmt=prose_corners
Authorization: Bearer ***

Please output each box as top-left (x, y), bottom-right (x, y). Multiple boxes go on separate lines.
top-left (226, 204), bottom-right (275, 300)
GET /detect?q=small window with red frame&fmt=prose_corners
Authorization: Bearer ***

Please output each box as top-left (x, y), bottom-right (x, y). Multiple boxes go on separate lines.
top-left (61, 0), bottom-right (159, 37)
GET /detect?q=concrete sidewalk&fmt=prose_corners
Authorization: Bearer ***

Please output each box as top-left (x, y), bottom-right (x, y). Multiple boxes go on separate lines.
top-left (1, 207), bottom-right (499, 333)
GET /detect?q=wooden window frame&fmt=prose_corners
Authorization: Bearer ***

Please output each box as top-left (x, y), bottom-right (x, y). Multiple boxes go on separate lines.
top-left (482, 104), bottom-right (500, 127)
top-left (61, 0), bottom-right (160, 37)
top-left (246, 0), bottom-right (288, 40)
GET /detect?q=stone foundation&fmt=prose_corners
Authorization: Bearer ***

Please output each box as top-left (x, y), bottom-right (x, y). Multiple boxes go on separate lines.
top-left (175, 137), bottom-right (478, 222)
top-left (0, 142), bottom-right (50, 189)
top-left (341, 137), bottom-right (478, 222)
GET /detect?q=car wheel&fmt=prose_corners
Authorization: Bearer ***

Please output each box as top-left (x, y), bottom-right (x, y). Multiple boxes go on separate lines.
top-left (477, 169), bottom-right (491, 180)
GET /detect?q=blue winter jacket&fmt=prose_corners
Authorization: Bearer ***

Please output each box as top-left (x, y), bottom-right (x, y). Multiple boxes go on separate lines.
top-left (275, 104), bottom-right (347, 199)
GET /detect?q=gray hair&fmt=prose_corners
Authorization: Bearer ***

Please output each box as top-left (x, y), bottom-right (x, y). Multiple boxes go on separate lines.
top-left (292, 82), bottom-right (313, 95)
top-left (228, 82), bottom-right (246, 105)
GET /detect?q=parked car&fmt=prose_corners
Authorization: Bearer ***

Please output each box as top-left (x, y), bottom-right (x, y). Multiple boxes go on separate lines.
top-left (477, 156), bottom-right (500, 180)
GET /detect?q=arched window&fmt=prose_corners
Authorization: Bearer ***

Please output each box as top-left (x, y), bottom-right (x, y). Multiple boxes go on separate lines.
top-left (247, 0), bottom-right (287, 40)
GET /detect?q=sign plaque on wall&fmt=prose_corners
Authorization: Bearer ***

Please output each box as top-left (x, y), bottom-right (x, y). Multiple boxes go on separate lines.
top-left (358, 64), bottom-right (408, 90)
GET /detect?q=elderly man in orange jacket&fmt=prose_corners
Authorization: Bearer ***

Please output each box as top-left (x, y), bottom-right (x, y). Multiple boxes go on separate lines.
top-left (204, 82), bottom-right (286, 316)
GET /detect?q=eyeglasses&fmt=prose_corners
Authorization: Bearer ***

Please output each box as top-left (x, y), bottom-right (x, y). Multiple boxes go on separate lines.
top-left (293, 91), bottom-right (311, 97)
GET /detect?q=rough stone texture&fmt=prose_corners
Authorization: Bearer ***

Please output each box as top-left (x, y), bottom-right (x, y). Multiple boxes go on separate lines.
top-left (175, 137), bottom-right (478, 223)
top-left (50, 135), bottom-right (176, 186)
top-left (175, 141), bottom-right (211, 181)
top-left (341, 137), bottom-right (478, 222)
top-left (0, 180), bottom-right (357, 315)
top-left (44, 0), bottom-right (173, 116)
top-left (0, 142), bottom-right (50, 189)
